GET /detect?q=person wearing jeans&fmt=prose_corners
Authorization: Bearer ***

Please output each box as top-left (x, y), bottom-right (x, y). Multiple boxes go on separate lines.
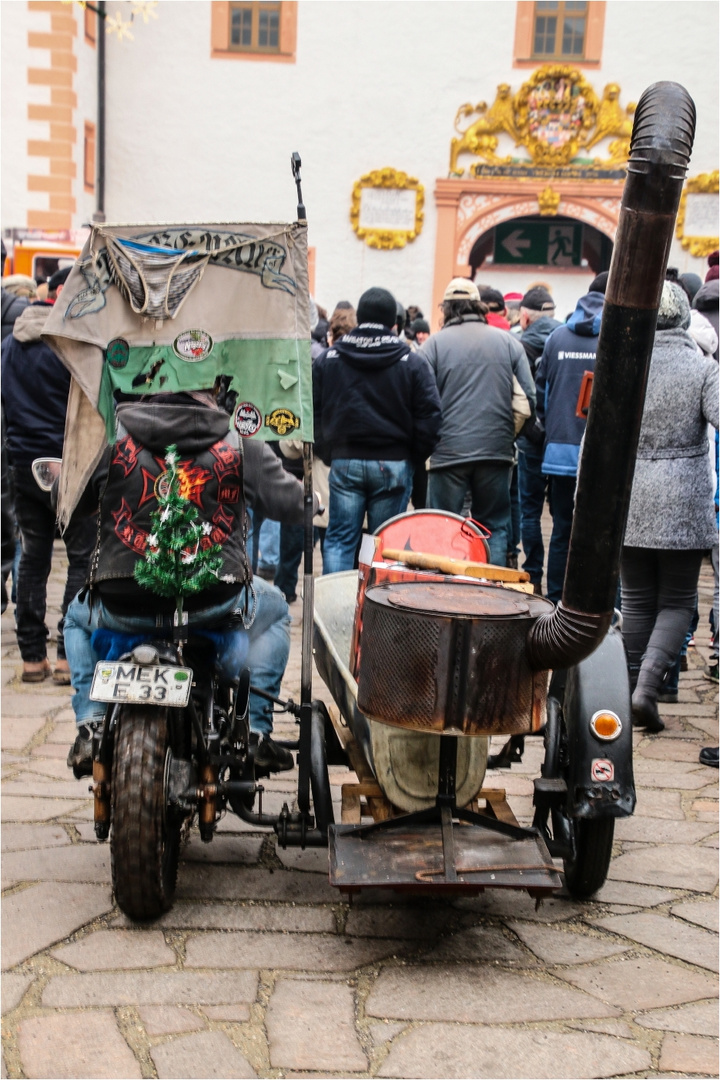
top-left (314, 287), bottom-right (442, 575)
top-left (427, 461), bottom-right (511, 569)
top-left (12, 465), bottom-right (95, 674)
top-left (323, 459), bottom-right (413, 575)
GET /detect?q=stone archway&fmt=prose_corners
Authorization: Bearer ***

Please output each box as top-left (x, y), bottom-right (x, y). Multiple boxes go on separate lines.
top-left (431, 177), bottom-right (624, 328)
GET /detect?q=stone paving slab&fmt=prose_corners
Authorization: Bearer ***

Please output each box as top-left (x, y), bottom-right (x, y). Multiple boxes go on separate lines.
top-left (179, 834), bottom-right (264, 864)
top-left (671, 899), bottom-right (720, 933)
top-left (51, 929), bottom-right (177, 970)
top-left (2, 882), bottom-right (113, 969)
top-left (608, 843), bottom-right (719, 892)
top-left (0, 824), bottom-right (70, 851)
top-left (0, 796), bottom-right (87, 822)
top-left (150, 1031), bottom-right (257, 1079)
top-left (1, 975), bottom-right (33, 1016)
top-left (635, 999), bottom-right (719, 1036)
top-left (266, 979), bottom-right (367, 1071)
top-left (506, 921), bottom-right (629, 965)
top-left (16, 1011), bottom-right (142, 1079)
top-left (366, 964), bottom-right (621, 1023)
top-left (1, 843), bottom-right (111, 889)
top-left (377, 1025), bottom-right (652, 1079)
top-left (113, 901), bottom-right (336, 933)
top-left (659, 1032), bottom-right (719, 1075)
top-left (176, 865), bottom-right (338, 903)
top-left (554, 955), bottom-right (718, 1011)
top-left (184, 930), bottom-right (409, 971)
top-left (42, 970), bottom-right (259, 1008)
top-left (590, 912), bottom-right (720, 973)
top-left (137, 1005), bottom-right (206, 1036)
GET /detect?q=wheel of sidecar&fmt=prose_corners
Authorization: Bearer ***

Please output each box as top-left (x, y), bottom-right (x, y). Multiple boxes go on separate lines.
top-left (111, 705), bottom-right (181, 920)
top-left (562, 816), bottom-right (615, 899)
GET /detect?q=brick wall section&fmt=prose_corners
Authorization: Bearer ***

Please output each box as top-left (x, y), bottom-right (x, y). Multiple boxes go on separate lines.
top-left (26, 0), bottom-right (77, 229)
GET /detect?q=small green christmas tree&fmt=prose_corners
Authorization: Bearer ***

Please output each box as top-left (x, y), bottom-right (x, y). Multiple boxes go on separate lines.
top-left (134, 445), bottom-right (223, 627)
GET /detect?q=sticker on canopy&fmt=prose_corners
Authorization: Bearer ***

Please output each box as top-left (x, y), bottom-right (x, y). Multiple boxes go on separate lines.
top-left (172, 329), bottom-right (213, 362)
top-left (265, 408), bottom-right (300, 436)
top-left (106, 338), bottom-right (130, 369)
top-left (234, 402), bottom-right (262, 438)
top-left (591, 758), bottom-right (614, 782)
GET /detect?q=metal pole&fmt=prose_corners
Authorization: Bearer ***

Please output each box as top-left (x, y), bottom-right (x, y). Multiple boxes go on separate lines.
top-left (291, 153), bottom-right (314, 818)
top-left (528, 82), bottom-right (696, 672)
top-left (94, 0), bottom-right (106, 223)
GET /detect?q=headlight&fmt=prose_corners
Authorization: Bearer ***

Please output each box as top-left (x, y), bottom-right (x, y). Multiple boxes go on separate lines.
top-left (590, 710), bottom-right (622, 741)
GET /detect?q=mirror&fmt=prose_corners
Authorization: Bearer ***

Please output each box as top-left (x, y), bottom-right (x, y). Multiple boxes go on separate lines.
top-left (31, 457), bottom-right (62, 492)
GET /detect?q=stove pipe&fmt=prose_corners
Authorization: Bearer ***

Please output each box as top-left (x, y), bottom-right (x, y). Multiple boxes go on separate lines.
top-left (527, 81), bottom-right (696, 672)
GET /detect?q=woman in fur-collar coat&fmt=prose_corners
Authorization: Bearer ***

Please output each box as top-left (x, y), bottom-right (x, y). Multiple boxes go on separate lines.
top-left (622, 281), bottom-right (719, 732)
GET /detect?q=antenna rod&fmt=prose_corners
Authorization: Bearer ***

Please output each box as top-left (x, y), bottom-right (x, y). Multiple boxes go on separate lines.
top-left (291, 152), bottom-right (306, 223)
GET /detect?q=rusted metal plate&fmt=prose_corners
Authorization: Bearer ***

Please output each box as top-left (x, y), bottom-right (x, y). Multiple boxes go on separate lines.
top-left (329, 821), bottom-right (562, 895)
top-left (379, 581), bottom-right (549, 618)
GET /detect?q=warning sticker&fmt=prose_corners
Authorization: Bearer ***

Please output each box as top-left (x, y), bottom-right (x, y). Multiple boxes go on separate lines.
top-left (591, 758), bottom-right (615, 782)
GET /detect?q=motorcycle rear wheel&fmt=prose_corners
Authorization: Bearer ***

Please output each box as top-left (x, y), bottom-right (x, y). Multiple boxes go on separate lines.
top-left (111, 705), bottom-right (180, 920)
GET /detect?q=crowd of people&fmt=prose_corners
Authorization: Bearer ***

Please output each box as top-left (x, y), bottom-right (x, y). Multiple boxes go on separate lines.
top-left (1, 245), bottom-right (718, 776)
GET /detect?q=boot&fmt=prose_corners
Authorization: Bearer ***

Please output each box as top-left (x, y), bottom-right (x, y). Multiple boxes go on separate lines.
top-left (631, 658), bottom-right (666, 733)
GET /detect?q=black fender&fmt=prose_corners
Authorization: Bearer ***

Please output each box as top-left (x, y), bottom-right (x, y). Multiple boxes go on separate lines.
top-left (562, 624), bottom-right (635, 819)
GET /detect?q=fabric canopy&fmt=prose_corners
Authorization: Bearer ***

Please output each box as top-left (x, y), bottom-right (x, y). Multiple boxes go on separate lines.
top-left (43, 221), bottom-right (312, 527)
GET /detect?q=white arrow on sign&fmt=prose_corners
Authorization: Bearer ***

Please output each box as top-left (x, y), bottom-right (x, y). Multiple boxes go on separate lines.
top-left (501, 229), bottom-right (531, 259)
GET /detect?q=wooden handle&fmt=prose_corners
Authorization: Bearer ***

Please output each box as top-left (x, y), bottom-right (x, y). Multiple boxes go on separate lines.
top-left (381, 548), bottom-right (531, 583)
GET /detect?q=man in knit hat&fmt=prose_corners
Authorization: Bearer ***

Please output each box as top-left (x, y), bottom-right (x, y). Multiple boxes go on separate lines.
top-left (313, 286), bottom-right (442, 573)
top-left (419, 278), bottom-right (535, 567)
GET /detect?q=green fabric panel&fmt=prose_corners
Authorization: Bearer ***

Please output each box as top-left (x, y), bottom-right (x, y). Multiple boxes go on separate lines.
top-left (100, 337), bottom-right (313, 442)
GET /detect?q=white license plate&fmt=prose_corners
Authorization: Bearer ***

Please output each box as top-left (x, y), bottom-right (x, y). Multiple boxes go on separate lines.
top-left (90, 662), bottom-right (193, 707)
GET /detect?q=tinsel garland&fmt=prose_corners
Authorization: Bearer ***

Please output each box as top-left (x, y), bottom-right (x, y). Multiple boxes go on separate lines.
top-left (134, 445), bottom-right (223, 623)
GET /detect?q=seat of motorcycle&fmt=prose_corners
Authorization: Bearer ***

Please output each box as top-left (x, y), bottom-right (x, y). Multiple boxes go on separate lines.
top-left (91, 627), bottom-right (244, 673)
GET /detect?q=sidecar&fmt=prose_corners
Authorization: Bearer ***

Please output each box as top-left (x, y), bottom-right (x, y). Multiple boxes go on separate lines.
top-left (307, 511), bottom-right (635, 901)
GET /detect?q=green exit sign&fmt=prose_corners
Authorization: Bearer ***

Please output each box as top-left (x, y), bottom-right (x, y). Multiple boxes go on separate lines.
top-left (494, 222), bottom-right (582, 266)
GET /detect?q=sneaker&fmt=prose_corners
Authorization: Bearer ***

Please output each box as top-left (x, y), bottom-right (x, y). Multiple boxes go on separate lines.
top-left (250, 733), bottom-right (294, 772)
top-left (67, 723), bottom-right (100, 779)
top-left (680, 654), bottom-right (689, 672)
top-left (699, 747), bottom-right (719, 767)
top-left (703, 662), bottom-right (719, 684)
top-left (687, 635), bottom-right (696, 647)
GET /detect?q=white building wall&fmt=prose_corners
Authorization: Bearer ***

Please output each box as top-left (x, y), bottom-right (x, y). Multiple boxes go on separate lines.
top-left (3, 1), bottom-right (718, 311)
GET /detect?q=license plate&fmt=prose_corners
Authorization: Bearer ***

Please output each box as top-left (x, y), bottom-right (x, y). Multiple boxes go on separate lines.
top-left (90, 661), bottom-right (193, 707)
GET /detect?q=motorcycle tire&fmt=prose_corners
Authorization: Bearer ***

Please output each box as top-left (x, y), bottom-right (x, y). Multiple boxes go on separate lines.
top-left (111, 705), bottom-right (180, 921)
top-left (563, 817), bottom-right (615, 900)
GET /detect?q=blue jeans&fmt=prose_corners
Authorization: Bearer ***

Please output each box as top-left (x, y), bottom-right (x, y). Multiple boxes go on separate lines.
top-left (518, 444), bottom-right (547, 588)
top-left (427, 461), bottom-right (512, 567)
top-left (322, 459), bottom-right (412, 575)
top-left (64, 577), bottom-right (289, 737)
top-left (257, 518), bottom-right (280, 573)
top-left (546, 474), bottom-right (576, 604)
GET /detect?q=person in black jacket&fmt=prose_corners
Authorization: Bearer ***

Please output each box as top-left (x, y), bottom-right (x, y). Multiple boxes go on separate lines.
top-left (313, 287), bottom-right (442, 573)
top-left (1, 266), bottom-right (96, 684)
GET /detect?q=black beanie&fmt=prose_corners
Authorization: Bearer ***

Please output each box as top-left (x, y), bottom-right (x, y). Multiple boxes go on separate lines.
top-left (356, 287), bottom-right (397, 329)
top-left (588, 271), bottom-right (609, 294)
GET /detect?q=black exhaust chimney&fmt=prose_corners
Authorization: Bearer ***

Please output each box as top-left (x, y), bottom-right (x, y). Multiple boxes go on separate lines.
top-left (527, 81), bottom-right (696, 671)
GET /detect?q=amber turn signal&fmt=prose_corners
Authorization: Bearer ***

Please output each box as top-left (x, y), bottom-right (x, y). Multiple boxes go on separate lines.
top-left (590, 710), bottom-right (622, 741)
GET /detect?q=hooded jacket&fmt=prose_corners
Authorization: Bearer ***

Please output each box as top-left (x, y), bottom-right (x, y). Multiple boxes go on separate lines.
top-left (520, 315), bottom-right (562, 373)
top-left (1, 289), bottom-right (28, 342)
top-left (536, 291), bottom-right (605, 477)
top-left (1, 303), bottom-right (70, 466)
top-left (80, 400), bottom-right (310, 613)
top-left (312, 324), bottom-right (442, 463)
top-left (420, 314), bottom-right (535, 469)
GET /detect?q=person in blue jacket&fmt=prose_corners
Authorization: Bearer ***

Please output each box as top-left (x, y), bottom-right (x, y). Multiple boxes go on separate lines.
top-left (535, 278), bottom-right (607, 603)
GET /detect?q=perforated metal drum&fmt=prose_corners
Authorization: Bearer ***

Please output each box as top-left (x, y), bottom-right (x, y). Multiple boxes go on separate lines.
top-left (356, 581), bottom-right (554, 736)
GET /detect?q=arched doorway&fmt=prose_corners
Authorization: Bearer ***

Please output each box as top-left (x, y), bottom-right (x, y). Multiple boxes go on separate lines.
top-left (431, 178), bottom-right (623, 328)
top-left (468, 213), bottom-right (613, 320)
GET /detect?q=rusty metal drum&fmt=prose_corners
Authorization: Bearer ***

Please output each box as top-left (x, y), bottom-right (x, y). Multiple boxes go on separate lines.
top-left (356, 581), bottom-right (554, 736)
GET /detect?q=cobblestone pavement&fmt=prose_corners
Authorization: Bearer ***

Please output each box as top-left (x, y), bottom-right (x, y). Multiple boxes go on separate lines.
top-left (1, 544), bottom-right (718, 1079)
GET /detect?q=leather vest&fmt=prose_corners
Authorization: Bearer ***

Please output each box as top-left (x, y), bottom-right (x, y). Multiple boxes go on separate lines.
top-left (92, 431), bottom-right (249, 590)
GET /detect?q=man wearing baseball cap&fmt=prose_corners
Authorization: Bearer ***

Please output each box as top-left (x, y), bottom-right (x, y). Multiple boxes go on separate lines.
top-left (419, 278), bottom-right (535, 566)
